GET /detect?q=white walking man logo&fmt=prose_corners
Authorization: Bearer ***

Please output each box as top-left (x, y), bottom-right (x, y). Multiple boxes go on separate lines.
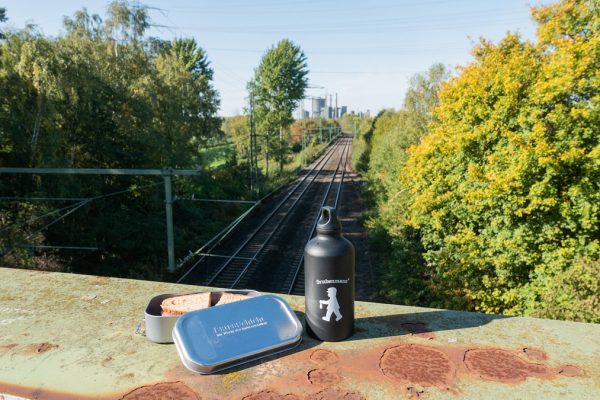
top-left (319, 287), bottom-right (342, 322)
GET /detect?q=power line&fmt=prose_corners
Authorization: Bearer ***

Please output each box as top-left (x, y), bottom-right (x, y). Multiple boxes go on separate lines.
top-left (173, 16), bottom-right (530, 35)
top-left (0, 196), bottom-right (89, 202)
top-left (0, 200), bottom-right (87, 235)
top-left (0, 181), bottom-right (162, 239)
top-left (17, 245), bottom-right (99, 251)
top-left (156, 0), bottom-right (487, 15)
top-left (166, 8), bottom-right (530, 34)
top-left (22, 200), bottom-right (92, 241)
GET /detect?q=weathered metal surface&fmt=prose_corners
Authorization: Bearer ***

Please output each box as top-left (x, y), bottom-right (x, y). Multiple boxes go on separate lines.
top-left (0, 267), bottom-right (598, 399)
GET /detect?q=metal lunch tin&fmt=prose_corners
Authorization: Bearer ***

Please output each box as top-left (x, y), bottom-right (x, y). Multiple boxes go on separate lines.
top-left (172, 294), bottom-right (303, 374)
top-left (144, 290), bottom-right (260, 343)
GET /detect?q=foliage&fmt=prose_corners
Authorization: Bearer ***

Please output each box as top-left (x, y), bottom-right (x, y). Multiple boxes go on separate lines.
top-left (354, 65), bottom-right (448, 306)
top-left (247, 39), bottom-right (308, 172)
top-left (534, 257), bottom-right (600, 323)
top-left (199, 143), bottom-right (235, 169)
top-left (356, 0), bottom-right (599, 322)
top-left (397, 0), bottom-right (599, 320)
top-left (369, 65), bottom-right (448, 202)
top-left (290, 118), bottom-right (340, 146)
top-left (0, 7), bottom-right (6, 39)
top-left (0, 1), bottom-right (227, 279)
top-left (223, 115), bottom-right (249, 157)
top-left (339, 113), bottom-right (372, 172)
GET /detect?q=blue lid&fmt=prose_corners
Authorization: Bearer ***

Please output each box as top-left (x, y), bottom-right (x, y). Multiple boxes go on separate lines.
top-left (172, 294), bottom-right (302, 374)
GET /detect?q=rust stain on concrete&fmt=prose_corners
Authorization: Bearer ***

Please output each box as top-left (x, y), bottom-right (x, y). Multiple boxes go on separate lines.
top-left (558, 365), bottom-right (584, 377)
top-left (26, 342), bottom-right (58, 354)
top-left (241, 390), bottom-right (302, 400)
top-left (307, 369), bottom-right (341, 386)
top-left (305, 388), bottom-right (365, 400)
top-left (522, 347), bottom-right (548, 362)
top-left (0, 382), bottom-right (93, 400)
top-left (309, 349), bottom-right (338, 365)
top-left (118, 381), bottom-right (200, 400)
top-left (379, 344), bottom-right (455, 388)
top-left (240, 389), bottom-right (363, 400)
top-left (463, 348), bottom-right (552, 383)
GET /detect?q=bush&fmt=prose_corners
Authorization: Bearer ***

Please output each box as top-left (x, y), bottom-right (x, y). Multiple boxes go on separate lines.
top-left (535, 258), bottom-right (600, 323)
top-left (403, 0), bottom-right (599, 318)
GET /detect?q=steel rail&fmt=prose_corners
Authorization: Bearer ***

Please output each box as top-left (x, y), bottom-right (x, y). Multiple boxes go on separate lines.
top-left (205, 141), bottom-right (340, 287)
top-left (226, 140), bottom-right (349, 289)
top-left (287, 136), bottom-right (352, 294)
top-left (204, 140), bottom-right (342, 286)
top-left (177, 138), bottom-right (340, 283)
top-left (193, 253), bottom-right (256, 261)
top-left (176, 205), bottom-right (256, 282)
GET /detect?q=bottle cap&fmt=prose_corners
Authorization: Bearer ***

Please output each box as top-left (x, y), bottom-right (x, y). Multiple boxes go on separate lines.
top-left (317, 206), bottom-right (342, 234)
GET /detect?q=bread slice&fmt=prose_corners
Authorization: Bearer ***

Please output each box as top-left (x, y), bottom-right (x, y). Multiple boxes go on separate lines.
top-left (213, 292), bottom-right (248, 306)
top-left (160, 309), bottom-right (182, 317)
top-left (160, 292), bottom-right (211, 316)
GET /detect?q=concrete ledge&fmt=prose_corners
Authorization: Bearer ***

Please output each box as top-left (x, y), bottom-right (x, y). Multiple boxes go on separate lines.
top-left (0, 268), bottom-right (598, 399)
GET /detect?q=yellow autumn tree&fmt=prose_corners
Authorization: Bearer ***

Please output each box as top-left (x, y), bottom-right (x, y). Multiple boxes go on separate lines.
top-left (402, 0), bottom-right (599, 320)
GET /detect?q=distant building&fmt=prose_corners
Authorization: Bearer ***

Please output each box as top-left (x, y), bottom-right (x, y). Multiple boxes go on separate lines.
top-left (295, 109), bottom-right (310, 119)
top-left (319, 106), bottom-right (334, 119)
top-left (311, 97), bottom-right (326, 118)
top-left (319, 107), bottom-right (327, 119)
top-left (335, 106), bottom-right (347, 118)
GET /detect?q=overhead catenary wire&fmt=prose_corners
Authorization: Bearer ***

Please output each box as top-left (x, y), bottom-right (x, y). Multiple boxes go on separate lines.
top-left (0, 180), bottom-right (164, 255)
top-left (0, 200), bottom-right (88, 235)
top-left (0, 196), bottom-right (90, 202)
top-left (177, 132), bottom-right (341, 284)
top-left (164, 8), bottom-right (531, 35)
top-left (206, 138), bottom-right (342, 288)
top-left (158, 0), bottom-right (521, 17)
top-left (288, 137), bottom-right (351, 294)
top-left (16, 245), bottom-right (99, 251)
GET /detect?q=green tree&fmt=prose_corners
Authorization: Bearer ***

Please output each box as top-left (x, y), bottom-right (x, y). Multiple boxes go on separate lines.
top-left (0, 7), bottom-right (7, 39)
top-left (402, 0), bottom-right (599, 320)
top-left (223, 115), bottom-right (249, 158)
top-left (171, 38), bottom-right (213, 80)
top-left (0, 2), bottom-right (223, 279)
top-left (369, 65), bottom-right (448, 199)
top-left (248, 39), bottom-right (308, 173)
top-left (105, 0), bottom-right (148, 52)
top-left (358, 65), bottom-right (448, 306)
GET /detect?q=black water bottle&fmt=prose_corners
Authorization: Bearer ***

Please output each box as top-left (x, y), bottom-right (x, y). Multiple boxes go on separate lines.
top-left (304, 206), bottom-right (355, 341)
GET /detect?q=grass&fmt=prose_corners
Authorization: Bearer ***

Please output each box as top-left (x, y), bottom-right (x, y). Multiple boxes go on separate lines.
top-left (255, 140), bottom-right (332, 194)
top-left (199, 144), bottom-right (236, 169)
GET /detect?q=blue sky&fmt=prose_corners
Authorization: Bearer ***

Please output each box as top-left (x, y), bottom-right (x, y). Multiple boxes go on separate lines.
top-left (2, 0), bottom-right (550, 116)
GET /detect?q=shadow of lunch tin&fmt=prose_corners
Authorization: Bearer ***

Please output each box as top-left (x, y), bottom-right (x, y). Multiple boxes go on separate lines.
top-left (173, 294), bottom-right (302, 374)
top-left (145, 290), bottom-right (260, 343)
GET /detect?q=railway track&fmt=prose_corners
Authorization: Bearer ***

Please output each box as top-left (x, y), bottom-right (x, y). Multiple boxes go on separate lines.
top-left (178, 135), bottom-right (352, 294)
top-left (286, 137), bottom-right (350, 295)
